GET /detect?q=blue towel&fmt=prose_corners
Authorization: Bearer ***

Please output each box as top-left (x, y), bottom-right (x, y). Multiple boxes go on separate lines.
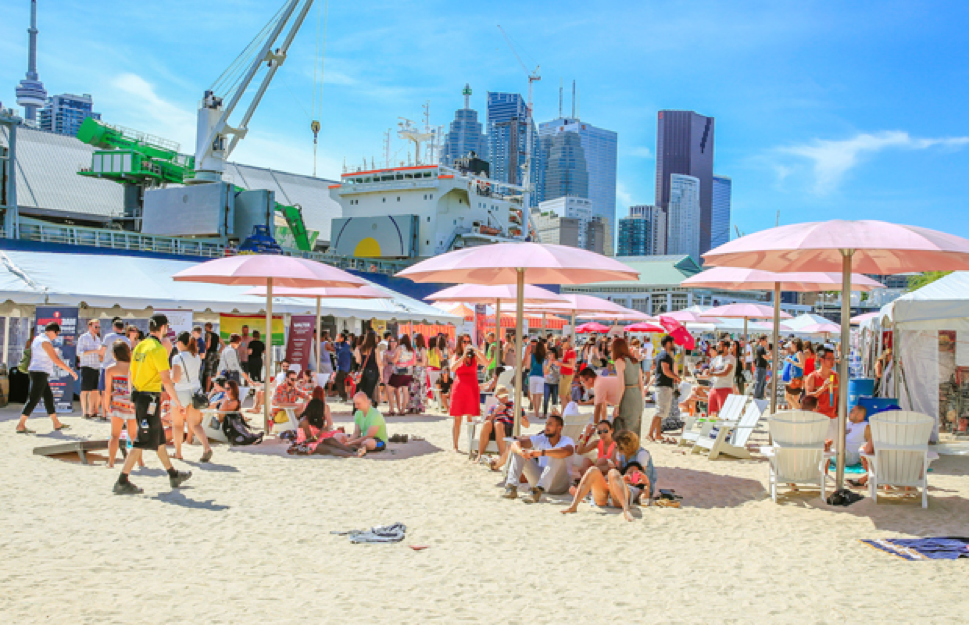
top-left (829, 460), bottom-right (866, 474)
top-left (861, 537), bottom-right (969, 561)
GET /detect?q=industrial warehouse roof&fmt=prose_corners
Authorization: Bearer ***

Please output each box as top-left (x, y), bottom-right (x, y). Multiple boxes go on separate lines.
top-left (0, 249), bottom-right (459, 322)
top-left (1, 125), bottom-right (342, 241)
top-left (565, 255), bottom-right (703, 289)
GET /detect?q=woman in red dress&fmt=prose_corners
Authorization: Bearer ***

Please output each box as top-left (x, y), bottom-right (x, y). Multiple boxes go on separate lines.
top-left (449, 335), bottom-right (486, 452)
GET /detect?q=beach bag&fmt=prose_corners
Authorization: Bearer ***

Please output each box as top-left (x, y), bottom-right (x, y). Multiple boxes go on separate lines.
top-left (222, 412), bottom-right (262, 446)
top-left (781, 361), bottom-right (793, 383)
top-left (179, 355), bottom-right (209, 409)
top-left (17, 346), bottom-right (31, 374)
top-left (361, 351), bottom-right (379, 388)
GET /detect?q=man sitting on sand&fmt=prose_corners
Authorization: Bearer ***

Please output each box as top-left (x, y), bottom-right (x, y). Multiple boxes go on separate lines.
top-left (346, 392), bottom-right (388, 456)
top-left (502, 414), bottom-right (575, 503)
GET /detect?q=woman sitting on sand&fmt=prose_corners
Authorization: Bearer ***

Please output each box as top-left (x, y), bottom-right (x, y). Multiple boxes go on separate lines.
top-left (289, 398), bottom-right (358, 457)
top-left (572, 419), bottom-right (617, 482)
top-left (562, 430), bottom-right (656, 522)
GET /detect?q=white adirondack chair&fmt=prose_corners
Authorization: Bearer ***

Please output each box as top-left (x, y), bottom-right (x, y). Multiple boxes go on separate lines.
top-left (678, 393), bottom-right (748, 448)
top-left (466, 396), bottom-right (501, 456)
top-left (691, 398), bottom-right (768, 460)
top-left (861, 411), bottom-right (937, 509)
top-left (201, 409), bottom-right (230, 444)
top-left (759, 410), bottom-right (831, 502)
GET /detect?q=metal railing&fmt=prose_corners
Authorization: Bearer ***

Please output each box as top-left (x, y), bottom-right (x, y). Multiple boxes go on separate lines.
top-left (18, 222), bottom-right (226, 258)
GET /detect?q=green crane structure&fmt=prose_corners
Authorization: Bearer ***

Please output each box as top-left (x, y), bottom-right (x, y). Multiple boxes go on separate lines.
top-left (75, 117), bottom-right (312, 251)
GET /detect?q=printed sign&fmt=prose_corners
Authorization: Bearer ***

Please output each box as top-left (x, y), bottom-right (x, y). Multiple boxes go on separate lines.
top-left (35, 306), bottom-right (79, 413)
top-left (219, 314), bottom-right (285, 346)
top-left (155, 309), bottom-right (194, 342)
top-left (286, 315), bottom-right (316, 371)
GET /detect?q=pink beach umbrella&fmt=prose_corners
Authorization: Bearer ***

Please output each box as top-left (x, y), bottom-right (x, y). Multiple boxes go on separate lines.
top-left (397, 242), bottom-right (638, 434)
top-left (850, 312), bottom-right (879, 325)
top-left (661, 309), bottom-right (717, 323)
top-left (703, 302), bottom-right (793, 320)
top-left (703, 219), bottom-right (969, 488)
top-left (798, 321), bottom-right (842, 335)
top-left (245, 285), bottom-right (390, 376)
top-left (426, 283), bottom-right (565, 339)
top-left (174, 255), bottom-right (367, 431)
top-left (575, 322), bottom-right (611, 334)
top-left (681, 266), bottom-right (884, 415)
top-left (528, 294), bottom-right (640, 337)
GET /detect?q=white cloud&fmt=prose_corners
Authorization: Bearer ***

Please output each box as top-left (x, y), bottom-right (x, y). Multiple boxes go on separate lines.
top-left (780, 131), bottom-right (969, 193)
top-left (627, 146), bottom-right (653, 158)
top-left (616, 181), bottom-right (634, 208)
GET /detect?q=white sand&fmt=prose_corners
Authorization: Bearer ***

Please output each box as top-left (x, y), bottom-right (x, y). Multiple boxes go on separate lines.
top-left (3, 401), bottom-right (969, 624)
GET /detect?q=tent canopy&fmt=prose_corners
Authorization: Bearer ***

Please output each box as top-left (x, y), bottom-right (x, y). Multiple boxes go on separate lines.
top-left (0, 250), bottom-right (459, 323)
top-left (879, 271), bottom-right (969, 330)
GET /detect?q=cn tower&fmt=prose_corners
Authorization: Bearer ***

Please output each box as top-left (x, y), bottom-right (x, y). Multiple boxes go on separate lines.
top-left (15, 0), bottom-right (47, 123)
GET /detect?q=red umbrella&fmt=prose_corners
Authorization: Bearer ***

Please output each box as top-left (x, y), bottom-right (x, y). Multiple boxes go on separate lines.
top-left (625, 322), bottom-right (665, 333)
top-left (575, 322), bottom-right (611, 334)
top-left (658, 316), bottom-right (696, 350)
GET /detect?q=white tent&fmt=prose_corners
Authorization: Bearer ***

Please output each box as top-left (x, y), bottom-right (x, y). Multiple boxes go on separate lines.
top-left (0, 250), bottom-right (459, 323)
top-left (864, 271), bottom-right (969, 441)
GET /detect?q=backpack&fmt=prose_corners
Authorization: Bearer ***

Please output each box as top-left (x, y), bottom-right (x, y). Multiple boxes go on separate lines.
top-left (17, 345), bottom-right (31, 374)
top-left (222, 412), bottom-right (263, 446)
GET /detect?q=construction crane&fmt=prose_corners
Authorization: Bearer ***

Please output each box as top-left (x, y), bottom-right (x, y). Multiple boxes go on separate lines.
top-left (194, 0), bottom-right (317, 184)
top-left (498, 24), bottom-right (540, 225)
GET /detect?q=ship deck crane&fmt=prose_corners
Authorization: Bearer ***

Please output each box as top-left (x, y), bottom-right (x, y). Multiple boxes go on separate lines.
top-left (498, 24), bottom-right (540, 238)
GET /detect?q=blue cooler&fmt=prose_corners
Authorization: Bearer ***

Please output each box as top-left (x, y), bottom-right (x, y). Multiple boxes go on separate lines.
top-left (848, 378), bottom-right (875, 412)
top-left (856, 396), bottom-right (900, 421)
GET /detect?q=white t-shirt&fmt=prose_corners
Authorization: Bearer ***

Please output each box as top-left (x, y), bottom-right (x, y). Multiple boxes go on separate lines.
top-left (28, 334), bottom-right (55, 375)
top-left (845, 420), bottom-right (868, 451)
top-left (101, 332), bottom-right (131, 369)
top-left (643, 343), bottom-right (655, 360)
top-left (172, 352), bottom-right (203, 392)
top-left (744, 344), bottom-right (753, 364)
top-left (528, 433), bottom-right (575, 469)
top-left (712, 355), bottom-right (737, 389)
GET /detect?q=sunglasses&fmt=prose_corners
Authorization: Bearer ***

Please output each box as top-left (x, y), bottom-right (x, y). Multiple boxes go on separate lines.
top-left (596, 428), bottom-right (610, 435)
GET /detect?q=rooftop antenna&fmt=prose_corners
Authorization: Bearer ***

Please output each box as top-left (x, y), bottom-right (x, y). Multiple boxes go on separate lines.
top-left (382, 129), bottom-right (391, 168)
top-left (571, 80), bottom-right (575, 119)
top-left (775, 210), bottom-right (780, 227)
top-left (558, 78), bottom-right (563, 118)
top-left (462, 83), bottom-right (471, 110)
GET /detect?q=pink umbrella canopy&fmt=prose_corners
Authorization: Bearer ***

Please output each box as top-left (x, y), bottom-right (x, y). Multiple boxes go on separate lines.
top-left (850, 312), bottom-right (879, 325)
top-left (657, 316), bottom-right (696, 350)
top-left (172, 255), bottom-right (367, 288)
top-left (424, 283), bottom-right (566, 304)
top-left (244, 285), bottom-right (388, 299)
top-left (576, 322), bottom-right (611, 334)
top-left (661, 310), bottom-right (717, 323)
top-left (396, 242), bottom-right (639, 284)
top-left (703, 302), bottom-right (793, 320)
top-left (625, 321), bottom-right (665, 333)
top-left (538, 294), bottom-right (641, 315)
top-left (702, 220), bottom-right (969, 274)
top-left (798, 321), bottom-right (842, 334)
top-left (681, 267), bottom-right (885, 292)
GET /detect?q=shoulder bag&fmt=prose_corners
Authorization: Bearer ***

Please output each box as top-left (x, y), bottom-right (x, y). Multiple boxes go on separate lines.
top-left (180, 354), bottom-right (209, 409)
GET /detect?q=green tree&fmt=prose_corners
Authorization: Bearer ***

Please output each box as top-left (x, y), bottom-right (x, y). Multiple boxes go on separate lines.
top-left (907, 271), bottom-right (953, 292)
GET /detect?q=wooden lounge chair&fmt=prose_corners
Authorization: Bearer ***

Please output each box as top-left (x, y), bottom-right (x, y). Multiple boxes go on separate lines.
top-left (678, 393), bottom-right (748, 448)
top-left (691, 398), bottom-right (768, 460)
top-left (861, 410), bottom-right (937, 509)
top-left (759, 410), bottom-right (831, 502)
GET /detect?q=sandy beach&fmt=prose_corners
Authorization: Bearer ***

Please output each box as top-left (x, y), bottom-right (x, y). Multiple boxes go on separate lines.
top-left (3, 401), bottom-right (969, 625)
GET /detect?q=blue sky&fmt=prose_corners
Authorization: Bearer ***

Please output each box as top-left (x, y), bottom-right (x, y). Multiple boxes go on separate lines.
top-left (2, 0), bottom-right (968, 238)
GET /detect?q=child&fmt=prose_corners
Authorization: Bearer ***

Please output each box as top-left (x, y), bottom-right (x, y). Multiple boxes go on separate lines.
top-left (436, 368), bottom-right (453, 413)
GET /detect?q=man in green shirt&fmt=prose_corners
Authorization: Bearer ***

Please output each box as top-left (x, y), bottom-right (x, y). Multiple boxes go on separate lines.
top-left (348, 391), bottom-right (387, 456)
top-left (485, 332), bottom-right (498, 378)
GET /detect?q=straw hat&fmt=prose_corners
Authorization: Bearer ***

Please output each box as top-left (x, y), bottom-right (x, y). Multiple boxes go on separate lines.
top-left (495, 385), bottom-right (510, 398)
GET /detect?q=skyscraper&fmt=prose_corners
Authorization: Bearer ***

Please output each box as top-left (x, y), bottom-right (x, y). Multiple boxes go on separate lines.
top-left (440, 84), bottom-right (488, 167)
top-left (667, 174), bottom-right (701, 261)
top-left (655, 110), bottom-right (714, 255)
top-left (539, 131), bottom-right (588, 202)
top-left (486, 92), bottom-right (538, 195)
top-left (711, 174), bottom-right (732, 250)
top-left (618, 204), bottom-right (666, 256)
top-left (537, 196), bottom-right (595, 250)
top-left (538, 117), bottom-right (618, 256)
top-left (15, 0), bottom-right (47, 124)
top-left (39, 93), bottom-right (100, 136)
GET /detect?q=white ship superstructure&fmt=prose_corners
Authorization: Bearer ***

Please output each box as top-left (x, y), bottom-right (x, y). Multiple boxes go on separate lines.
top-left (328, 161), bottom-right (526, 258)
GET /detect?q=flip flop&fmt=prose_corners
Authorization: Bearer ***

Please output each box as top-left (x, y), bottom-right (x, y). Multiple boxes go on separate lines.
top-left (54, 424), bottom-right (71, 431)
top-left (16, 428), bottom-right (35, 434)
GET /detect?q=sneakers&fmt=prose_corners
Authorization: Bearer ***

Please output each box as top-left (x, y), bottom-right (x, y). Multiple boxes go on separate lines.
top-left (169, 470), bottom-right (193, 489)
top-left (522, 487), bottom-right (544, 504)
top-left (113, 480), bottom-right (144, 495)
top-left (502, 485), bottom-right (518, 499)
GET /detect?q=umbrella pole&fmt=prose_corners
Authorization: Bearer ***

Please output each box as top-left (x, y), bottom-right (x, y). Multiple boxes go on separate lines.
top-left (265, 278), bottom-right (273, 434)
top-left (513, 269), bottom-right (525, 436)
top-left (571, 311), bottom-right (576, 341)
top-left (770, 283), bottom-right (781, 415)
top-left (315, 296), bottom-right (322, 382)
top-left (836, 250), bottom-right (854, 490)
top-left (743, 317), bottom-right (748, 341)
top-left (496, 298), bottom-right (501, 355)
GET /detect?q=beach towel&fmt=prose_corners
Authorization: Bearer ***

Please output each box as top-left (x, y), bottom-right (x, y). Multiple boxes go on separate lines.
top-left (332, 522), bottom-right (407, 544)
top-left (861, 537), bottom-right (969, 561)
top-left (828, 460), bottom-right (866, 474)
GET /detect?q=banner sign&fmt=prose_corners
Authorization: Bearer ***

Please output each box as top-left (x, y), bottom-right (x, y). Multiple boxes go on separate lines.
top-left (286, 315), bottom-right (316, 371)
top-left (473, 304), bottom-right (487, 346)
top-left (155, 309), bottom-right (194, 342)
top-left (35, 306), bottom-right (79, 413)
top-left (219, 314), bottom-right (284, 346)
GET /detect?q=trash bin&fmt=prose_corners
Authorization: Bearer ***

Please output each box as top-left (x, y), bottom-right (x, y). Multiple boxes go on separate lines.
top-left (848, 378), bottom-right (875, 413)
top-left (856, 396), bottom-right (900, 420)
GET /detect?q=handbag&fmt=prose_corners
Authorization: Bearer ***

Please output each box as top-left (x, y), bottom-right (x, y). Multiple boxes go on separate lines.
top-left (180, 354), bottom-right (209, 409)
top-left (361, 351), bottom-right (379, 386)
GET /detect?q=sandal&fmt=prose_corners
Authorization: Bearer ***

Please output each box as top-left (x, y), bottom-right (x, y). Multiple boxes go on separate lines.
top-left (54, 424), bottom-right (71, 431)
top-left (16, 428), bottom-right (35, 434)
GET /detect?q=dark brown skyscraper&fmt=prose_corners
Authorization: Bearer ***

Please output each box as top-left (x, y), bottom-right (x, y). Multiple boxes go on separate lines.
top-left (655, 110), bottom-right (715, 255)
